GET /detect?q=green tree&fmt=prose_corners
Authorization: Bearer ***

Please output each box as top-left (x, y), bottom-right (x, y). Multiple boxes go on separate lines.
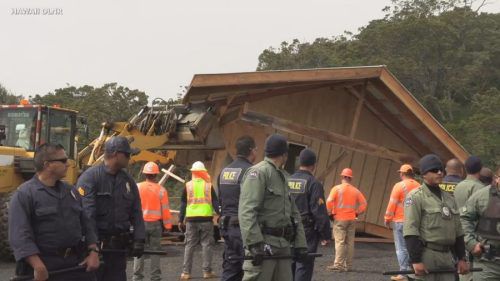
top-left (31, 83), bottom-right (149, 148)
top-left (0, 84), bottom-right (22, 104)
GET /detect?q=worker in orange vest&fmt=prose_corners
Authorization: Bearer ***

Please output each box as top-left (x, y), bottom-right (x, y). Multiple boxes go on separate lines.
top-left (326, 168), bottom-right (367, 272)
top-left (133, 162), bottom-right (172, 281)
top-left (384, 164), bottom-right (420, 281)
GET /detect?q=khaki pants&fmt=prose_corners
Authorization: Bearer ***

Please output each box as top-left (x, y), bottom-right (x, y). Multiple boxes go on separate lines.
top-left (333, 220), bottom-right (356, 270)
top-left (182, 221), bottom-right (215, 274)
top-left (413, 248), bottom-right (455, 281)
top-left (133, 221), bottom-right (163, 281)
top-left (242, 245), bottom-right (292, 281)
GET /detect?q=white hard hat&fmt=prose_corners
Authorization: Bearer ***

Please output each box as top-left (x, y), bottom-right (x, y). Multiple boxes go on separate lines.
top-left (190, 161), bottom-right (207, 171)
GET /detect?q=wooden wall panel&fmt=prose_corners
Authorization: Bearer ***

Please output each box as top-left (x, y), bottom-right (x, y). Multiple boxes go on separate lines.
top-left (365, 158), bottom-right (392, 224)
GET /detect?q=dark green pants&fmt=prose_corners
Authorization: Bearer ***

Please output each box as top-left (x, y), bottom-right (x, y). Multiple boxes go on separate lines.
top-left (242, 245), bottom-right (292, 281)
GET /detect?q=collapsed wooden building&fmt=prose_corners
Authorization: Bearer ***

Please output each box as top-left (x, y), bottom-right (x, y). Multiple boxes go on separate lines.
top-left (175, 66), bottom-right (468, 238)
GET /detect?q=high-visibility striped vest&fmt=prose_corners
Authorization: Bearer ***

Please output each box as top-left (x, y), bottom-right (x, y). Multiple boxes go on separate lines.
top-left (186, 178), bottom-right (213, 217)
top-left (138, 181), bottom-right (172, 229)
top-left (326, 183), bottom-right (367, 221)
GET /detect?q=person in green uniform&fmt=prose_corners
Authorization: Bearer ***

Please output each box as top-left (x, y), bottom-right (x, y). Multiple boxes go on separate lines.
top-left (454, 156), bottom-right (485, 281)
top-left (460, 166), bottom-right (500, 281)
top-left (403, 154), bottom-right (469, 281)
top-left (238, 134), bottom-right (308, 281)
top-left (455, 156), bottom-right (485, 209)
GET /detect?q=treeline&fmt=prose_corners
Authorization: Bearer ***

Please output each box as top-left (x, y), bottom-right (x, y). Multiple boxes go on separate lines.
top-left (257, 0), bottom-right (500, 167)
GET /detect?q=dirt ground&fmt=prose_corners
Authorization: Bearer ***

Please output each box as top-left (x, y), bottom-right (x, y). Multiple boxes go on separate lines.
top-left (0, 241), bottom-right (400, 281)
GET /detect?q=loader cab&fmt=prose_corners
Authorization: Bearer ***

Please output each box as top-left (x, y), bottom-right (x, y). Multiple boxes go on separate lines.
top-left (0, 104), bottom-right (77, 159)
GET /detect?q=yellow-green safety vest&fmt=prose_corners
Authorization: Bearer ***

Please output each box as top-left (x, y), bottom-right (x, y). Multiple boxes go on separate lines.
top-left (186, 178), bottom-right (213, 217)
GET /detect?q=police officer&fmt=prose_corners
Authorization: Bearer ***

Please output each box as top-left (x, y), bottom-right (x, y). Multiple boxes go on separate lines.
top-left (403, 154), bottom-right (469, 281)
top-left (460, 167), bottom-right (500, 281)
top-left (239, 134), bottom-right (307, 281)
top-left (9, 143), bottom-right (99, 281)
top-left (454, 156), bottom-right (485, 209)
top-left (218, 136), bottom-right (257, 281)
top-left (440, 158), bottom-right (464, 193)
top-left (77, 136), bottom-right (146, 281)
top-left (288, 148), bottom-right (330, 281)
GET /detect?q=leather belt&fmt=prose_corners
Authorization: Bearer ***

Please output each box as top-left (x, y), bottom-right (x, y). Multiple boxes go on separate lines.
top-left (262, 226), bottom-right (294, 241)
top-left (424, 242), bottom-right (452, 253)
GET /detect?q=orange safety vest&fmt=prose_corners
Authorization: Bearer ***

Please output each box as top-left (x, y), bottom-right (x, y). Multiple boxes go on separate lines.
top-left (185, 178), bottom-right (213, 217)
top-left (384, 178), bottom-right (420, 223)
top-left (138, 181), bottom-right (172, 230)
top-left (326, 183), bottom-right (367, 221)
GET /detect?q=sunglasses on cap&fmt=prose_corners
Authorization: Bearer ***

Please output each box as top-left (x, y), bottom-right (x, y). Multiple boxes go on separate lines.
top-left (428, 168), bottom-right (442, 174)
top-left (46, 158), bottom-right (68, 164)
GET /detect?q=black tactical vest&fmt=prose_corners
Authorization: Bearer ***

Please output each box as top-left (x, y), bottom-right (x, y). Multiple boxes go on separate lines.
top-left (477, 186), bottom-right (500, 241)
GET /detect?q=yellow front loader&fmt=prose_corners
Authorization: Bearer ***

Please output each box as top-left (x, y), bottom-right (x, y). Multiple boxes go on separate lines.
top-left (0, 101), bottom-right (222, 259)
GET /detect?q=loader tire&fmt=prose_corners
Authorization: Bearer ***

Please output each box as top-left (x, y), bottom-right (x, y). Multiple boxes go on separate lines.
top-left (0, 192), bottom-right (14, 261)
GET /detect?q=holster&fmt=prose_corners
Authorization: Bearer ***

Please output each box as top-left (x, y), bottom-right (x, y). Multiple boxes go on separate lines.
top-left (100, 232), bottom-right (131, 250)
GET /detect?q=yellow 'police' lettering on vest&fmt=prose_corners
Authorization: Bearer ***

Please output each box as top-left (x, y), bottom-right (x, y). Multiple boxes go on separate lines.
top-left (288, 179), bottom-right (307, 194)
top-left (220, 168), bottom-right (242, 185)
top-left (439, 182), bottom-right (457, 193)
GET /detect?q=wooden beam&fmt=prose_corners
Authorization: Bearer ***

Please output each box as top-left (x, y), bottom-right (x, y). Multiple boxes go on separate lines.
top-left (378, 69), bottom-right (468, 161)
top-left (190, 66), bottom-right (383, 88)
top-left (240, 109), bottom-right (416, 163)
top-left (349, 81), bottom-right (367, 139)
top-left (218, 106), bottom-right (242, 126)
top-left (345, 86), bottom-right (427, 157)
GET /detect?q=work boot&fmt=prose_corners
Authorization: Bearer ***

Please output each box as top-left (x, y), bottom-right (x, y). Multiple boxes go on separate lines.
top-left (203, 271), bottom-right (217, 279)
top-left (390, 275), bottom-right (407, 281)
top-left (326, 264), bottom-right (346, 272)
top-left (180, 272), bottom-right (191, 280)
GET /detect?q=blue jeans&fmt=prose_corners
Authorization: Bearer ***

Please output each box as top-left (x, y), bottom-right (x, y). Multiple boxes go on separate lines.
top-left (393, 222), bottom-right (411, 271)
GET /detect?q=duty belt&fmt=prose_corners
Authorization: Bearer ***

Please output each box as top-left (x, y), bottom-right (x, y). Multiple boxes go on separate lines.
top-left (228, 217), bottom-right (239, 226)
top-left (301, 215), bottom-right (314, 227)
top-left (262, 226), bottom-right (295, 241)
top-left (424, 242), bottom-right (452, 253)
top-left (41, 245), bottom-right (82, 258)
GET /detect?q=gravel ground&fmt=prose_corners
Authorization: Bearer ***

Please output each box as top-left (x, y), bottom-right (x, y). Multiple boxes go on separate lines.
top-left (0, 241), bottom-right (400, 281)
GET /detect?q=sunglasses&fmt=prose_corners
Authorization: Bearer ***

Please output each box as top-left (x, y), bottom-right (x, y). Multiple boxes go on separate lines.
top-left (428, 168), bottom-right (442, 174)
top-left (47, 158), bottom-right (68, 164)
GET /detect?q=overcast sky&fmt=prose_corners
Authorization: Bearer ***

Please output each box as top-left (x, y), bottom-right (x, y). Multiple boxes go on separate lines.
top-left (1, 0), bottom-right (499, 101)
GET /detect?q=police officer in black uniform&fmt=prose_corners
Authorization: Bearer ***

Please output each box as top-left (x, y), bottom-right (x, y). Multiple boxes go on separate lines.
top-left (9, 143), bottom-right (100, 281)
top-left (288, 148), bottom-right (331, 281)
top-left (218, 136), bottom-right (257, 281)
top-left (77, 136), bottom-right (146, 281)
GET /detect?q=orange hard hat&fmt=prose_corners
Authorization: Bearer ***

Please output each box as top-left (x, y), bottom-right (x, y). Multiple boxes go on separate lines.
top-left (340, 168), bottom-right (353, 178)
top-left (142, 162), bottom-right (160, 174)
top-left (398, 164), bottom-right (413, 173)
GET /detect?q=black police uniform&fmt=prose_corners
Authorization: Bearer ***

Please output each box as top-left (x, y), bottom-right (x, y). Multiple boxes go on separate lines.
top-left (9, 176), bottom-right (96, 281)
top-left (77, 164), bottom-right (145, 281)
top-left (288, 170), bottom-right (331, 281)
top-left (217, 156), bottom-right (253, 281)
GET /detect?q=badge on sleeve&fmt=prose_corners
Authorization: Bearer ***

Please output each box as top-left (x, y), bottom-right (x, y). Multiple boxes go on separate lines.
top-left (248, 170), bottom-right (259, 179)
top-left (404, 197), bottom-right (414, 207)
top-left (318, 198), bottom-right (325, 205)
top-left (78, 186), bottom-right (85, 196)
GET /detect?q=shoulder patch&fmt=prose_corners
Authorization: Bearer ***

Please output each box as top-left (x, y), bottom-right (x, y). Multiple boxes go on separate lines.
top-left (404, 196), bottom-right (414, 207)
top-left (77, 186), bottom-right (85, 196)
top-left (247, 170), bottom-right (259, 179)
top-left (462, 206), bottom-right (467, 213)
